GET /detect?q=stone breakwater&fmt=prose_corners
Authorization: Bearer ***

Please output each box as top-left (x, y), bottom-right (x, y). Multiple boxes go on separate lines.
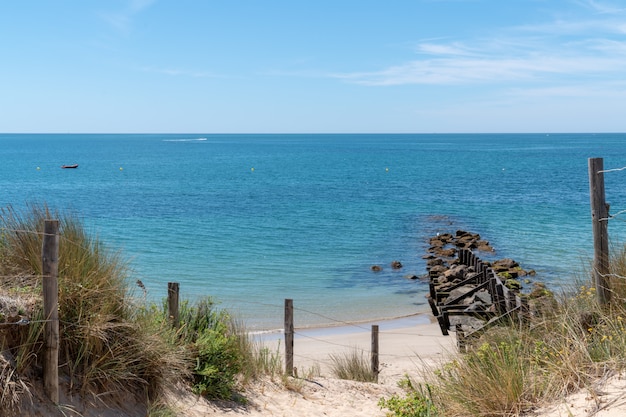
top-left (424, 230), bottom-right (536, 288)
top-left (423, 230), bottom-right (546, 344)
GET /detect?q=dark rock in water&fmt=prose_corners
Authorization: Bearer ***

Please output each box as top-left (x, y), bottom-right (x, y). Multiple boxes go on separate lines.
top-left (435, 247), bottom-right (457, 258)
top-left (428, 265), bottom-right (447, 277)
top-left (404, 274), bottom-right (420, 280)
top-left (427, 258), bottom-right (444, 267)
top-left (390, 260), bottom-right (403, 269)
top-left (429, 238), bottom-right (445, 247)
top-left (528, 282), bottom-right (552, 299)
top-left (476, 240), bottom-right (494, 252)
top-left (504, 279), bottom-right (522, 290)
top-left (493, 258), bottom-right (519, 269)
top-left (438, 233), bottom-right (454, 242)
top-left (370, 265), bottom-right (382, 272)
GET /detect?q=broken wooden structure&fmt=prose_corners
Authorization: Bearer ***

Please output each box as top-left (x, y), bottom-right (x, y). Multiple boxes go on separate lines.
top-left (427, 248), bottom-right (530, 350)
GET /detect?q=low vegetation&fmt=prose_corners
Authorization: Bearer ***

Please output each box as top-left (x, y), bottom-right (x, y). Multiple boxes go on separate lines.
top-left (379, 246), bottom-right (626, 417)
top-left (5, 204), bottom-right (626, 416)
top-left (329, 347), bottom-right (378, 383)
top-left (0, 205), bottom-right (273, 415)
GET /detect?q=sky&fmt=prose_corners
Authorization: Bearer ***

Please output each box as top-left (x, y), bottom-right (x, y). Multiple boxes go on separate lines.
top-left (1, 0), bottom-right (626, 134)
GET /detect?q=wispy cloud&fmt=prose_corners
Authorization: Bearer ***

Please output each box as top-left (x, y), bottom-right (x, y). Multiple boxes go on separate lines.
top-left (577, 0), bottom-right (626, 15)
top-left (334, 48), bottom-right (626, 86)
top-left (334, 4), bottom-right (626, 87)
top-left (416, 42), bottom-right (479, 56)
top-left (100, 0), bottom-right (157, 34)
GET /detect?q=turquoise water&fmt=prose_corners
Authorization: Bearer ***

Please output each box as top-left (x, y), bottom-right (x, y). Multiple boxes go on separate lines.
top-left (1, 133), bottom-right (625, 330)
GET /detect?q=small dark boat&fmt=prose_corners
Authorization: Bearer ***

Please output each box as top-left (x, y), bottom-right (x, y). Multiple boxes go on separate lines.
top-left (61, 164), bottom-right (79, 169)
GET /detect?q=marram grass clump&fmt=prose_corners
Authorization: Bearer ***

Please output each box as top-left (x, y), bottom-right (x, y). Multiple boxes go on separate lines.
top-left (0, 205), bottom-right (272, 414)
top-left (330, 347), bottom-right (378, 383)
top-left (381, 242), bottom-right (626, 417)
top-left (0, 205), bottom-right (187, 411)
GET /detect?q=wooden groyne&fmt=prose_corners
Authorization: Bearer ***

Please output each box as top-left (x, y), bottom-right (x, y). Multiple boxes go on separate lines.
top-left (425, 231), bottom-right (534, 350)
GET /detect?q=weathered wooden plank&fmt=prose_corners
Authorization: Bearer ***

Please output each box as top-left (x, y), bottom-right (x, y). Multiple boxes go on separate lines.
top-left (443, 280), bottom-right (490, 306)
top-left (588, 157), bottom-right (611, 305)
top-left (42, 219), bottom-right (60, 405)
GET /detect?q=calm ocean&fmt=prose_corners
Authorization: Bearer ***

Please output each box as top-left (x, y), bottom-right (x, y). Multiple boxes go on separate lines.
top-left (1, 133), bottom-right (625, 330)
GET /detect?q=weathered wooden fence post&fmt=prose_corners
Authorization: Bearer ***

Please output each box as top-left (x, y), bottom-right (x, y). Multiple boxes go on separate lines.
top-left (588, 157), bottom-right (611, 305)
top-left (167, 282), bottom-right (180, 328)
top-left (284, 299), bottom-right (294, 376)
top-left (371, 325), bottom-right (379, 383)
top-left (42, 219), bottom-right (60, 404)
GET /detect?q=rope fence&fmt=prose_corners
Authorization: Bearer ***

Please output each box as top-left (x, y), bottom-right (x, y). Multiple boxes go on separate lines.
top-left (1, 156), bottom-right (625, 398)
top-left (163, 288), bottom-right (433, 382)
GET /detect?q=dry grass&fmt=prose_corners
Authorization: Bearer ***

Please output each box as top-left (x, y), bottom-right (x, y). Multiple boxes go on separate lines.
top-left (0, 205), bottom-right (188, 413)
top-left (329, 347), bottom-right (378, 383)
top-left (388, 243), bottom-right (626, 417)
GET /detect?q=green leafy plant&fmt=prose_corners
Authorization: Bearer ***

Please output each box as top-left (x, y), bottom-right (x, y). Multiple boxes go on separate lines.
top-left (379, 379), bottom-right (438, 417)
top-left (177, 298), bottom-right (243, 399)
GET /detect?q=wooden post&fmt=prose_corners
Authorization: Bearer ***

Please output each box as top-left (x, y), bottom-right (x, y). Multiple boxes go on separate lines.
top-left (519, 297), bottom-right (530, 327)
top-left (284, 299), bottom-right (294, 376)
top-left (371, 325), bottom-right (379, 383)
top-left (588, 158), bottom-right (611, 305)
top-left (456, 323), bottom-right (466, 352)
top-left (42, 219), bottom-right (60, 404)
top-left (167, 282), bottom-right (180, 328)
top-left (495, 283), bottom-right (506, 315)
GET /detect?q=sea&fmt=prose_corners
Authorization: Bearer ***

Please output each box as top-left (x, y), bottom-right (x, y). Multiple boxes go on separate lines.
top-left (1, 133), bottom-right (625, 331)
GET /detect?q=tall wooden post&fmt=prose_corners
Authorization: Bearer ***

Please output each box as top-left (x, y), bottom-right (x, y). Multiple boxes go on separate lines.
top-left (371, 325), bottom-right (379, 383)
top-left (588, 157), bottom-right (611, 305)
top-left (167, 282), bottom-right (180, 328)
top-left (284, 299), bottom-right (294, 376)
top-left (42, 219), bottom-right (60, 404)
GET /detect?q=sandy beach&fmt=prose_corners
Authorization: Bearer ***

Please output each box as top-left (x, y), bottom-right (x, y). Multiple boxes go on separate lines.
top-left (16, 312), bottom-right (626, 416)
top-left (167, 314), bottom-right (457, 417)
top-left (164, 314), bottom-right (626, 417)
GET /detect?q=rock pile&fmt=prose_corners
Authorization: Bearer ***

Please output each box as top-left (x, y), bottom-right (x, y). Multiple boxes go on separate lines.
top-left (424, 230), bottom-right (535, 292)
top-left (424, 230), bottom-right (538, 341)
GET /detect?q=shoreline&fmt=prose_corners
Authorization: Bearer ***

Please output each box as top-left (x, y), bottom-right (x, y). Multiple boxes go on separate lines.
top-left (251, 309), bottom-right (433, 338)
top-left (255, 311), bottom-right (456, 381)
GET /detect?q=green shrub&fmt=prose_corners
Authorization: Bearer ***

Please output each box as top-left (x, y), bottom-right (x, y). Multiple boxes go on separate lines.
top-left (177, 298), bottom-right (243, 399)
top-left (379, 380), bottom-right (438, 417)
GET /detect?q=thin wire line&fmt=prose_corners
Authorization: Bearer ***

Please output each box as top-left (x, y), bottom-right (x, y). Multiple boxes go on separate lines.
top-left (293, 306), bottom-right (372, 331)
top-left (0, 274), bottom-right (41, 279)
top-left (599, 166), bottom-right (626, 174)
top-left (0, 318), bottom-right (51, 326)
top-left (294, 331), bottom-right (370, 352)
top-left (610, 209), bottom-right (626, 219)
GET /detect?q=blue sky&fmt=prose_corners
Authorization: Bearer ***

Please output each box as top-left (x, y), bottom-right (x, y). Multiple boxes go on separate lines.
top-left (1, 0), bottom-right (625, 133)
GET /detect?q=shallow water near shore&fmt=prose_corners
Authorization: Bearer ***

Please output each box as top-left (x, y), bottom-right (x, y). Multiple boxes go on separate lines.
top-left (1, 133), bottom-right (625, 330)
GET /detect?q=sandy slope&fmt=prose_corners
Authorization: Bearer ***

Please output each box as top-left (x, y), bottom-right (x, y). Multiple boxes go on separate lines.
top-left (168, 315), bottom-right (456, 417)
top-left (19, 315), bottom-right (626, 416)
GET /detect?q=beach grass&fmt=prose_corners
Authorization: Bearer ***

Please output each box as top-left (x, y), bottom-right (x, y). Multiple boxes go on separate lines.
top-left (329, 347), bottom-right (378, 383)
top-left (6, 203), bottom-right (626, 416)
top-left (0, 205), bottom-right (275, 414)
top-left (380, 243), bottom-right (626, 417)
